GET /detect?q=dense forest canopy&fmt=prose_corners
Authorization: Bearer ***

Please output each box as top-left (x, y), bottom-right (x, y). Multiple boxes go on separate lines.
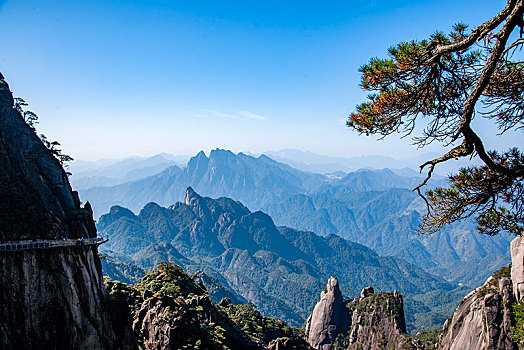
top-left (348, 0), bottom-right (524, 236)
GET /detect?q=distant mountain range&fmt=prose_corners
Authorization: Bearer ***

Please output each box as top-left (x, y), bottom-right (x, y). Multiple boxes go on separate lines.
top-left (80, 149), bottom-right (326, 217)
top-left (69, 153), bottom-right (189, 189)
top-left (80, 149), bottom-right (512, 289)
top-left (98, 187), bottom-right (459, 332)
top-left (262, 179), bottom-right (512, 287)
top-left (70, 148), bottom-right (452, 191)
top-left (264, 149), bottom-right (471, 176)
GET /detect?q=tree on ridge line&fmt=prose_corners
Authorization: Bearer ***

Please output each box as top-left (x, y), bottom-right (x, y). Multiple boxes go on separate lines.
top-left (348, 0), bottom-right (524, 236)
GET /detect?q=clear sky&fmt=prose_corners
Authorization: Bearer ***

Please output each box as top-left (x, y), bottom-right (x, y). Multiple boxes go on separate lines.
top-left (0, 0), bottom-right (521, 160)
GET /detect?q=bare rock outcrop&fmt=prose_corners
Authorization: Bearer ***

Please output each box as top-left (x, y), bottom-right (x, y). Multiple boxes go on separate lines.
top-left (267, 337), bottom-right (297, 350)
top-left (439, 268), bottom-right (516, 350)
top-left (127, 263), bottom-right (310, 349)
top-left (438, 235), bottom-right (524, 350)
top-left (511, 236), bottom-right (524, 301)
top-left (304, 278), bottom-right (408, 350)
top-left (0, 73), bottom-right (134, 349)
top-left (345, 289), bottom-right (407, 350)
top-left (303, 276), bottom-right (350, 349)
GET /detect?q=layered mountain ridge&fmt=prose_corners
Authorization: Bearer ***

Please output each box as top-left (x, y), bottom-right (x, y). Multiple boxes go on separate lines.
top-left (81, 149), bottom-right (512, 289)
top-left (99, 187), bottom-right (459, 331)
top-left (3, 71), bottom-right (521, 349)
top-left (83, 149), bottom-right (324, 218)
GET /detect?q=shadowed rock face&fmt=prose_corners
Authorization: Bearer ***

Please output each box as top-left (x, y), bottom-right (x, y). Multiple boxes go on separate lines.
top-left (0, 73), bottom-right (95, 241)
top-left (0, 74), bottom-right (133, 349)
top-left (303, 276), bottom-right (350, 350)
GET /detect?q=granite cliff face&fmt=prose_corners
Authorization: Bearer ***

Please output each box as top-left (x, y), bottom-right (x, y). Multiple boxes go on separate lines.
top-left (344, 289), bottom-right (407, 350)
top-left (439, 267), bottom-right (516, 350)
top-left (303, 276), bottom-right (350, 349)
top-left (511, 236), bottom-right (524, 302)
top-left (0, 73), bottom-right (133, 349)
top-left (304, 277), bottom-right (409, 350)
top-left (438, 235), bottom-right (524, 350)
top-left (0, 74), bottom-right (96, 241)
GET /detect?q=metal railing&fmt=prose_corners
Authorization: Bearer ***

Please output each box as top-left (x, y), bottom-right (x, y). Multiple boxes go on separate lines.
top-left (0, 237), bottom-right (107, 252)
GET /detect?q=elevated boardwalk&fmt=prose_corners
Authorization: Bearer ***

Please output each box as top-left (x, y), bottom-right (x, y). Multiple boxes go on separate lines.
top-left (0, 237), bottom-right (107, 252)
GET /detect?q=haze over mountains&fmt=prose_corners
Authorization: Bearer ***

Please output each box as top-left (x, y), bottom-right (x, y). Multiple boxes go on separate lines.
top-left (78, 149), bottom-right (437, 217)
top-left (79, 149), bottom-right (511, 288)
top-left (70, 148), bottom-right (447, 194)
top-left (264, 149), bottom-right (450, 175)
top-left (69, 153), bottom-right (190, 189)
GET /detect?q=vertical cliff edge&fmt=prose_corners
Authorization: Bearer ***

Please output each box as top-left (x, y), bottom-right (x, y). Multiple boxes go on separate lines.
top-left (438, 235), bottom-right (524, 350)
top-left (0, 73), bottom-right (134, 349)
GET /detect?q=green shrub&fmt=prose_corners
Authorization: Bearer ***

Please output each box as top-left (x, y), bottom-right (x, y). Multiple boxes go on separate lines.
top-left (512, 301), bottom-right (524, 349)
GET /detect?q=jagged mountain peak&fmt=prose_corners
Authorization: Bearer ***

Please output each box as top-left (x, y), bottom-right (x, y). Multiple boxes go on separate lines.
top-left (305, 275), bottom-right (350, 349)
top-left (184, 186), bottom-right (212, 223)
top-left (196, 150), bottom-right (208, 158)
top-left (186, 150), bottom-right (210, 176)
top-left (99, 188), bottom-right (456, 330)
top-left (209, 148), bottom-right (235, 158)
top-left (184, 186), bottom-right (199, 205)
top-left (322, 275), bottom-right (342, 299)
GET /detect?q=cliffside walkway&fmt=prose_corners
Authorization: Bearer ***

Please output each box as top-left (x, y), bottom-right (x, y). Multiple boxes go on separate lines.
top-left (0, 237), bottom-right (107, 252)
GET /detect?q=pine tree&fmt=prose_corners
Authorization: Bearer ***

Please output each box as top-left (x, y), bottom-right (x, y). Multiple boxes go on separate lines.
top-left (348, 0), bottom-right (524, 235)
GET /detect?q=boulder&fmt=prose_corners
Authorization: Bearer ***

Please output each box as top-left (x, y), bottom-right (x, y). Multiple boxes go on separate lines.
top-left (360, 286), bottom-right (374, 298)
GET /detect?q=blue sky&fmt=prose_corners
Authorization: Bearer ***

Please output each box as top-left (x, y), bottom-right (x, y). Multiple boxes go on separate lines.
top-left (0, 0), bottom-right (520, 161)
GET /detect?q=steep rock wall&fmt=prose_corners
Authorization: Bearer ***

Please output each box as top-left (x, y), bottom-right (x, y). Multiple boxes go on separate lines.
top-left (511, 236), bottom-right (524, 301)
top-left (0, 73), bottom-right (133, 349)
top-left (303, 276), bottom-right (350, 349)
top-left (438, 235), bottom-right (524, 350)
top-left (439, 266), bottom-right (516, 350)
top-left (345, 290), bottom-right (406, 350)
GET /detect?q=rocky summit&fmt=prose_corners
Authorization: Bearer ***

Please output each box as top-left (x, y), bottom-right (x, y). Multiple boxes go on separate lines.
top-left (106, 261), bottom-right (311, 350)
top-left (304, 276), bottom-right (350, 349)
top-left (304, 276), bottom-right (411, 350)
